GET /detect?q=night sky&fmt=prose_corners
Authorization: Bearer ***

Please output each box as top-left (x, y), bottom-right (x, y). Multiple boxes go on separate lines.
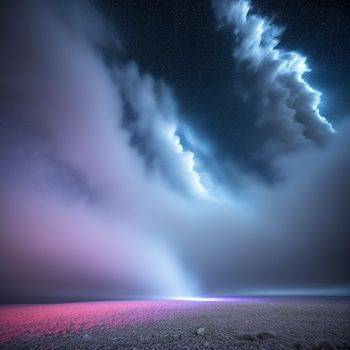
top-left (99, 0), bottom-right (350, 180)
top-left (0, 0), bottom-right (349, 303)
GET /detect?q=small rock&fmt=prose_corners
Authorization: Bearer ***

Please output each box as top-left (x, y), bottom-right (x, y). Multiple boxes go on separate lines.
top-left (197, 327), bottom-right (206, 336)
top-left (204, 341), bottom-right (210, 347)
top-left (235, 332), bottom-right (259, 341)
top-left (139, 335), bottom-right (147, 341)
top-left (173, 333), bottom-right (180, 340)
top-left (82, 334), bottom-right (91, 340)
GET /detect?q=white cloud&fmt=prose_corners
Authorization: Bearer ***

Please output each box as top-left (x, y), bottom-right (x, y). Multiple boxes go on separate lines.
top-left (213, 0), bottom-right (334, 161)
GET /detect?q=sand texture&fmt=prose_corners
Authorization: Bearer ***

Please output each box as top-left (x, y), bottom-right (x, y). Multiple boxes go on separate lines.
top-left (0, 297), bottom-right (349, 349)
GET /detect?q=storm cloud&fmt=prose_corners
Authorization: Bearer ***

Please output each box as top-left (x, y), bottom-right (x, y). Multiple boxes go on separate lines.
top-left (0, 0), bottom-right (349, 302)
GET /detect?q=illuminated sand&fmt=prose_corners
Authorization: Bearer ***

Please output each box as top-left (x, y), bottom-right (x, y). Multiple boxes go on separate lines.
top-left (1, 298), bottom-right (350, 349)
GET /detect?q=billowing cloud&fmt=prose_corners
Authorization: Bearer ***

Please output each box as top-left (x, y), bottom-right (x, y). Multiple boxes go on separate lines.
top-left (212, 0), bottom-right (334, 173)
top-left (114, 62), bottom-right (206, 195)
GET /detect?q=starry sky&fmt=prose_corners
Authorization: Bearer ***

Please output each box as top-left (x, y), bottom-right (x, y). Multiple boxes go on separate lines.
top-left (0, 0), bottom-right (349, 303)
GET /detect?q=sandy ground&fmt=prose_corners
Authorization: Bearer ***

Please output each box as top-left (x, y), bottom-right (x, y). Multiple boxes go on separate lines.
top-left (0, 297), bottom-right (349, 350)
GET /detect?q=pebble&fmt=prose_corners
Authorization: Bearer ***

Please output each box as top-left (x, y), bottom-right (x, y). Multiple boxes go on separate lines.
top-left (82, 334), bottom-right (91, 340)
top-left (197, 327), bottom-right (206, 336)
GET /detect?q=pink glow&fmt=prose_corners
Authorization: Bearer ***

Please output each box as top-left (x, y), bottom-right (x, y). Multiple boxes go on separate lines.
top-left (0, 299), bottom-right (256, 343)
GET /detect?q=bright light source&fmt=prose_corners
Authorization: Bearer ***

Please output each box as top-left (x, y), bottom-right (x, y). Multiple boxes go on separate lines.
top-left (172, 297), bottom-right (222, 302)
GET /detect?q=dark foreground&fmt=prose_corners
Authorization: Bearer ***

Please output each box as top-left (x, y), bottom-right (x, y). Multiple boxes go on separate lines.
top-left (0, 297), bottom-right (349, 349)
